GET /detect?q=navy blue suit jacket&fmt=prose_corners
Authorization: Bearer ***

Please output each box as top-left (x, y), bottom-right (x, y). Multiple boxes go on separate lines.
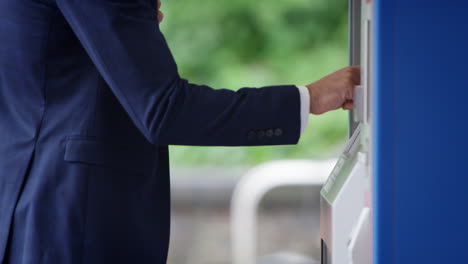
top-left (0, 0), bottom-right (301, 263)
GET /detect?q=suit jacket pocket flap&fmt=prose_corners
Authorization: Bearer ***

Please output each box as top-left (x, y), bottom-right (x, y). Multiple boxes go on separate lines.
top-left (64, 137), bottom-right (154, 174)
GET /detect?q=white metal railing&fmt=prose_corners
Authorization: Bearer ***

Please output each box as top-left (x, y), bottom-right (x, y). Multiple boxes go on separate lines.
top-left (230, 159), bottom-right (336, 264)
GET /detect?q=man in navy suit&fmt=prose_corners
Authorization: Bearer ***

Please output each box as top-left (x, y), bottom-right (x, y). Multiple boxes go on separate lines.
top-left (0, 0), bottom-right (359, 263)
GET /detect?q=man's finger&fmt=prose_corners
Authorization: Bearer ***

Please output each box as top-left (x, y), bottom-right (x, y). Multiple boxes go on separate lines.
top-left (350, 66), bottom-right (361, 85)
top-left (158, 11), bottom-right (164, 23)
top-left (158, 0), bottom-right (161, 9)
top-left (342, 101), bottom-right (354, 110)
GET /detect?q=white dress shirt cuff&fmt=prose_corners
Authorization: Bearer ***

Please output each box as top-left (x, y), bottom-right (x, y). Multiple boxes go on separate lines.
top-left (296, 85), bottom-right (310, 134)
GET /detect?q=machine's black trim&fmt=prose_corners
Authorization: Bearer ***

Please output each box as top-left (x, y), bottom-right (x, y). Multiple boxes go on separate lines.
top-left (321, 239), bottom-right (329, 264)
top-left (348, 0), bottom-right (362, 137)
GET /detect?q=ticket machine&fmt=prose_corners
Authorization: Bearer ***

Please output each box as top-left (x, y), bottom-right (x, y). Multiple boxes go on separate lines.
top-left (321, 0), bottom-right (468, 263)
top-left (320, 0), bottom-right (373, 263)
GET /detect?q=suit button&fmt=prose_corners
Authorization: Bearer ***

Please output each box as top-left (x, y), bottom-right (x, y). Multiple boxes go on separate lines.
top-left (265, 129), bottom-right (274, 138)
top-left (248, 131), bottom-right (256, 140)
top-left (274, 128), bottom-right (283, 136)
top-left (257, 130), bottom-right (265, 139)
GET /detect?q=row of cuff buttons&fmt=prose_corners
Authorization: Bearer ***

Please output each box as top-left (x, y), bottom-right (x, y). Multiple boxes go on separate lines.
top-left (247, 128), bottom-right (283, 140)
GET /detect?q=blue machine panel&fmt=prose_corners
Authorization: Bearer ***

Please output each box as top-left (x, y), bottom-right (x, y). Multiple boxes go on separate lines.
top-left (373, 0), bottom-right (468, 263)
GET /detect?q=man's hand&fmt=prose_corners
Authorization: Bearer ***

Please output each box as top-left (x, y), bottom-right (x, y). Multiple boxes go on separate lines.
top-left (158, 0), bottom-right (164, 24)
top-left (306, 66), bottom-right (361, 115)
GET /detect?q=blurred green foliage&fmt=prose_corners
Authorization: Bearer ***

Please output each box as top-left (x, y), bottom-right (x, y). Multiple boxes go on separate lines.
top-left (160, 0), bottom-right (349, 166)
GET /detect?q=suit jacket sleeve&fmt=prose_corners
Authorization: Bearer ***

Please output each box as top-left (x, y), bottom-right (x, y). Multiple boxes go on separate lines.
top-left (56, 0), bottom-right (301, 146)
